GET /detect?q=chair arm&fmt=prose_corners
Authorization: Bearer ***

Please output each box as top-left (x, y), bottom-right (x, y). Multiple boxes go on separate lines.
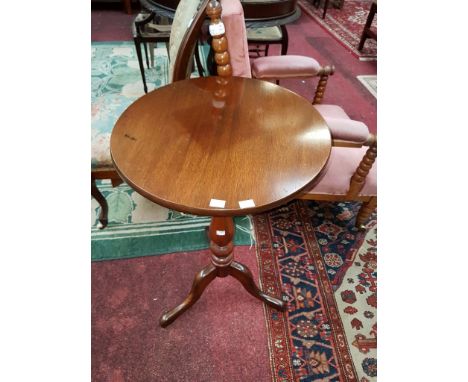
top-left (347, 137), bottom-right (377, 197)
top-left (332, 132), bottom-right (375, 148)
top-left (312, 64), bottom-right (334, 104)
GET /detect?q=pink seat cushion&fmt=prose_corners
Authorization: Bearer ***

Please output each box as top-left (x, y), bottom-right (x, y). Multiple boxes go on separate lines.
top-left (305, 147), bottom-right (377, 196)
top-left (251, 55), bottom-right (322, 79)
top-left (221, 0), bottom-right (252, 78)
top-left (314, 104), bottom-right (370, 144)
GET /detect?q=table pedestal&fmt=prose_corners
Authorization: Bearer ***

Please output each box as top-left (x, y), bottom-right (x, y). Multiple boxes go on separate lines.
top-left (159, 216), bottom-right (286, 327)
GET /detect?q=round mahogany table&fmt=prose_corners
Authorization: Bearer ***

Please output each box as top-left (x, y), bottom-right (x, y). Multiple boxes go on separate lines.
top-left (111, 76), bottom-right (331, 327)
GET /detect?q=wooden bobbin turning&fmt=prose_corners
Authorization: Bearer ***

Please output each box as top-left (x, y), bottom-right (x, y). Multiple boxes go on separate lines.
top-left (206, 0), bottom-right (232, 78)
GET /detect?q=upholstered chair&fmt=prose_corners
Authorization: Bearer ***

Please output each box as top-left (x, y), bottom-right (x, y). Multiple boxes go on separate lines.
top-left (220, 0), bottom-right (372, 148)
top-left (299, 137), bottom-right (377, 228)
top-left (217, 0), bottom-right (376, 226)
top-left (91, 0), bottom-right (207, 228)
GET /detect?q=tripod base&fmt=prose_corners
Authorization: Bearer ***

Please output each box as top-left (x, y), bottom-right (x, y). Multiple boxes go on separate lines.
top-left (160, 260), bottom-right (285, 327)
top-left (159, 216), bottom-right (285, 328)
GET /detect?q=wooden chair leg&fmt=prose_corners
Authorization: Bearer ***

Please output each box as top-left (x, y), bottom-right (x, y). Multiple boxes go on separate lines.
top-left (134, 38), bottom-right (148, 93)
top-left (356, 197), bottom-right (377, 229)
top-left (280, 25), bottom-right (289, 55)
top-left (149, 42), bottom-right (155, 68)
top-left (111, 177), bottom-right (123, 187)
top-left (122, 0), bottom-right (132, 15)
top-left (143, 42), bottom-right (150, 69)
top-left (358, 1), bottom-right (377, 51)
top-left (194, 41), bottom-right (205, 77)
top-left (322, 0), bottom-right (330, 18)
top-left (312, 65), bottom-right (335, 105)
top-left (91, 177), bottom-right (108, 229)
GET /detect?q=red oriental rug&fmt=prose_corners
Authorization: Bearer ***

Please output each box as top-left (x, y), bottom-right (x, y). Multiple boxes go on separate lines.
top-left (255, 200), bottom-right (377, 381)
top-left (298, 0), bottom-right (377, 59)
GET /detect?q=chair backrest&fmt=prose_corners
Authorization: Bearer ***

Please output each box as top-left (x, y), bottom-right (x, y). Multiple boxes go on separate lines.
top-left (219, 0), bottom-right (251, 77)
top-left (169, 0), bottom-right (209, 82)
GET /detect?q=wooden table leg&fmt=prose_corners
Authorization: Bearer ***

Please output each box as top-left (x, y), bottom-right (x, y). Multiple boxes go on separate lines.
top-left (159, 216), bottom-right (285, 328)
top-left (228, 261), bottom-right (285, 310)
top-left (159, 263), bottom-right (217, 327)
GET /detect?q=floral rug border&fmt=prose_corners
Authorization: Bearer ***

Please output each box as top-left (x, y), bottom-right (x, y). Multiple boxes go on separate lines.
top-left (255, 201), bottom-right (363, 381)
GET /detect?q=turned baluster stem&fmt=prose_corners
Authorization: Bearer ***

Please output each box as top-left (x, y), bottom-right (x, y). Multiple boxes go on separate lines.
top-left (209, 216), bottom-right (235, 277)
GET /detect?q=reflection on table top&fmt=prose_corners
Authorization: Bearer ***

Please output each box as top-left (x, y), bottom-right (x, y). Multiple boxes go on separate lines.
top-left (111, 76), bottom-right (331, 216)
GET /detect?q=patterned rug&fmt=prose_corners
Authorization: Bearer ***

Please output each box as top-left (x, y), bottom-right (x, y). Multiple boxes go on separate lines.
top-left (91, 181), bottom-right (254, 261)
top-left (91, 42), bottom-right (253, 261)
top-left (255, 200), bottom-right (377, 381)
top-left (357, 75), bottom-right (377, 98)
top-left (298, 0), bottom-right (377, 59)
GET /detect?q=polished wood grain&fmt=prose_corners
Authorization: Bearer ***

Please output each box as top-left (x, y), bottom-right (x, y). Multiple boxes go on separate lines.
top-left (111, 76), bottom-right (332, 217)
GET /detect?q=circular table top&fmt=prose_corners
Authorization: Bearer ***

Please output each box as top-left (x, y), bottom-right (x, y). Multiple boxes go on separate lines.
top-left (111, 76), bottom-right (331, 216)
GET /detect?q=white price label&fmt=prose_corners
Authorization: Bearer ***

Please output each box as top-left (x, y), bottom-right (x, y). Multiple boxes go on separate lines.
top-left (209, 22), bottom-right (225, 36)
top-left (209, 198), bottom-right (226, 208)
top-left (239, 199), bottom-right (256, 209)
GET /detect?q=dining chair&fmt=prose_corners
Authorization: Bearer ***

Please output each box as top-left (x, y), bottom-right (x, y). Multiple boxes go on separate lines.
top-left (246, 24), bottom-right (288, 57)
top-left (91, 0), bottom-right (209, 228)
top-left (132, 11), bottom-right (171, 93)
top-left (133, 10), bottom-right (206, 93)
